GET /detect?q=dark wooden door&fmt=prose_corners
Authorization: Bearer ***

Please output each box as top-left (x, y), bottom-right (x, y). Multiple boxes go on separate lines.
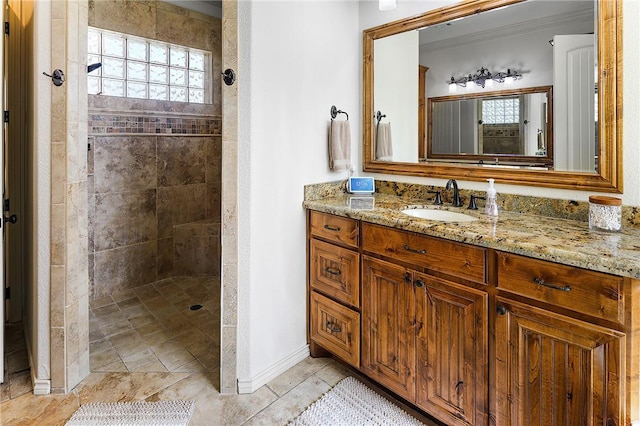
top-left (362, 256), bottom-right (417, 401)
top-left (494, 297), bottom-right (625, 426)
top-left (416, 273), bottom-right (488, 425)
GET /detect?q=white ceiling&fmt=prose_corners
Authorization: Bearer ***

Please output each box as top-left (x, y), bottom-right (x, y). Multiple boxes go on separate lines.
top-left (418, 0), bottom-right (594, 48)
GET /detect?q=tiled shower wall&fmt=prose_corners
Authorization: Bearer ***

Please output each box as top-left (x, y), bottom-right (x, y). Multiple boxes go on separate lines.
top-left (50, 0), bottom-right (91, 394)
top-left (87, 1), bottom-right (222, 300)
top-left (87, 99), bottom-right (221, 300)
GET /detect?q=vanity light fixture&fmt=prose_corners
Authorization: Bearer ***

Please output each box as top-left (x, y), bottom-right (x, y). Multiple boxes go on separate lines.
top-left (379, 0), bottom-right (396, 11)
top-left (448, 67), bottom-right (522, 91)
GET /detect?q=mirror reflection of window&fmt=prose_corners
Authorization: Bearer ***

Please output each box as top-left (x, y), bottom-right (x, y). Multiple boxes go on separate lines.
top-left (481, 98), bottom-right (519, 124)
top-left (480, 97), bottom-right (522, 155)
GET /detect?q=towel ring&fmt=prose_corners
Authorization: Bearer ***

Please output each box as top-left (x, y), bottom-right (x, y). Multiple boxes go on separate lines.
top-left (330, 105), bottom-right (349, 120)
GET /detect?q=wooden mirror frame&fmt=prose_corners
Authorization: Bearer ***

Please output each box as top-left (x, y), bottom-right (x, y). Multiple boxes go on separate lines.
top-left (426, 86), bottom-right (554, 167)
top-left (363, 0), bottom-right (622, 193)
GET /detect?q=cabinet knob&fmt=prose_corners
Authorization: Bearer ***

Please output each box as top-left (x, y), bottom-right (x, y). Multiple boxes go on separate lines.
top-left (415, 280), bottom-right (424, 288)
top-left (496, 304), bottom-right (507, 316)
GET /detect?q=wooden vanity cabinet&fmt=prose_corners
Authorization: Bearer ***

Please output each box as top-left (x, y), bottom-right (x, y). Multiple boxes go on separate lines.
top-left (308, 212), bottom-right (361, 368)
top-left (493, 297), bottom-right (625, 426)
top-left (361, 256), bottom-right (488, 426)
top-left (307, 211), bottom-right (637, 425)
top-left (361, 222), bottom-right (489, 426)
top-left (415, 272), bottom-right (488, 426)
top-left (494, 252), bottom-right (626, 426)
top-left (361, 256), bottom-right (418, 400)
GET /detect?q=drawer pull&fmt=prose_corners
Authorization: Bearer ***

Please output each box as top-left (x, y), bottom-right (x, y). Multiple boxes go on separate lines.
top-left (326, 321), bottom-right (342, 333)
top-left (403, 244), bottom-right (427, 255)
top-left (323, 224), bottom-right (341, 232)
top-left (324, 267), bottom-right (342, 276)
top-left (533, 277), bottom-right (572, 292)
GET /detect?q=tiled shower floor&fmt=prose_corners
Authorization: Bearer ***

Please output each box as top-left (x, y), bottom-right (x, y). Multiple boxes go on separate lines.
top-left (89, 276), bottom-right (220, 373)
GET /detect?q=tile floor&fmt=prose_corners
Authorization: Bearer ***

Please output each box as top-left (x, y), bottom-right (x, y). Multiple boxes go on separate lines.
top-left (0, 355), bottom-right (439, 425)
top-left (1, 322), bottom-right (33, 403)
top-left (89, 276), bottom-right (220, 374)
top-left (2, 276), bottom-right (441, 425)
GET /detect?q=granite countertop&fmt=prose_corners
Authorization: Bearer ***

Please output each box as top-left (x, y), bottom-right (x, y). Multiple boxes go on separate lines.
top-left (303, 193), bottom-right (640, 279)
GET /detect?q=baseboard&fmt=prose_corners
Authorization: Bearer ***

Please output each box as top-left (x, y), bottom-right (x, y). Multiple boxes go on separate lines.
top-left (23, 319), bottom-right (51, 395)
top-left (32, 377), bottom-right (51, 395)
top-left (237, 344), bottom-right (310, 394)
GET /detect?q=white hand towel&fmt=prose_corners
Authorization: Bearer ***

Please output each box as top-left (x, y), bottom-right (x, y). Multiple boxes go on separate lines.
top-left (375, 122), bottom-right (393, 161)
top-left (329, 120), bottom-right (351, 171)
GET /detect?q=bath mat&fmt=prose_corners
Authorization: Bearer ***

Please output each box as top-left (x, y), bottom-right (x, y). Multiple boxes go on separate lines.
top-left (66, 400), bottom-right (195, 426)
top-left (290, 376), bottom-right (425, 425)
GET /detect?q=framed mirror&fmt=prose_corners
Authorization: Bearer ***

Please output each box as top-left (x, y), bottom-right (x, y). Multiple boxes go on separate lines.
top-left (363, 0), bottom-right (622, 192)
top-left (427, 86), bottom-right (553, 167)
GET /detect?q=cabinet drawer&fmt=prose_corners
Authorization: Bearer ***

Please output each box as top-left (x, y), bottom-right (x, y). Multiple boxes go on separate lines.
top-left (362, 222), bottom-right (486, 284)
top-left (310, 291), bottom-right (360, 368)
top-left (497, 252), bottom-right (624, 324)
top-left (310, 211), bottom-right (359, 248)
top-left (310, 239), bottom-right (360, 308)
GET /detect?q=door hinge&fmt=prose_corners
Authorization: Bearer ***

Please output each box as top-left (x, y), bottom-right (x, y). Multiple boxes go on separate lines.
top-left (3, 199), bottom-right (9, 212)
top-left (3, 111), bottom-right (8, 123)
top-left (4, 22), bottom-right (9, 35)
top-left (5, 287), bottom-right (9, 300)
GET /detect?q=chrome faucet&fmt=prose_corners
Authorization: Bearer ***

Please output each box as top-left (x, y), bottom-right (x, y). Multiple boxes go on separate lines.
top-left (445, 179), bottom-right (463, 207)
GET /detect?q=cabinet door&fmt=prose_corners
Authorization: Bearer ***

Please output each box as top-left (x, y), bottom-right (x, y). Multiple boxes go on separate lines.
top-left (362, 256), bottom-right (417, 401)
top-left (494, 297), bottom-right (625, 426)
top-left (416, 274), bottom-right (488, 426)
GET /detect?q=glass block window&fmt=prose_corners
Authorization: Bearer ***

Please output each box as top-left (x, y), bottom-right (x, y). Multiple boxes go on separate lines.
top-left (482, 97), bottom-right (520, 124)
top-left (88, 27), bottom-right (209, 104)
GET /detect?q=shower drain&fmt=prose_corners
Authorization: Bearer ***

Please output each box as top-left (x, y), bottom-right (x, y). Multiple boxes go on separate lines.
top-left (189, 304), bottom-right (203, 311)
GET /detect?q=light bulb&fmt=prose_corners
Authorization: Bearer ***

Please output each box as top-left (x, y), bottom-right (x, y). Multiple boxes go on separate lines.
top-left (505, 69), bottom-right (514, 85)
top-left (485, 79), bottom-right (494, 88)
top-left (449, 83), bottom-right (457, 93)
top-left (379, 0), bottom-right (396, 10)
top-left (466, 81), bottom-right (474, 91)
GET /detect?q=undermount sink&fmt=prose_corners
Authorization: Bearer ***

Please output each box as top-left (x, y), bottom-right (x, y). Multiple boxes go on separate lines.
top-left (401, 208), bottom-right (478, 222)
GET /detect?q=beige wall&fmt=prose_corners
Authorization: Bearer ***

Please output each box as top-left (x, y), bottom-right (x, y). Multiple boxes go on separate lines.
top-left (28, 0), bottom-right (53, 394)
top-left (87, 98), bottom-right (222, 299)
top-left (86, 2), bottom-right (223, 300)
top-left (88, 0), bottom-right (222, 114)
top-left (220, 0), bottom-right (239, 395)
top-left (47, 0), bottom-right (90, 393)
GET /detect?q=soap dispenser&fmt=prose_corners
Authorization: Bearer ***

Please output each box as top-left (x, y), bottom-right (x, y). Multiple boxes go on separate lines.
top-left (485, 178), bottom-right (499, 217)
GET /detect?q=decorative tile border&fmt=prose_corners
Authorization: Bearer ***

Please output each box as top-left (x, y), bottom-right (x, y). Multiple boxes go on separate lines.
top-left (88, 114), bottom-right (222, 135)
